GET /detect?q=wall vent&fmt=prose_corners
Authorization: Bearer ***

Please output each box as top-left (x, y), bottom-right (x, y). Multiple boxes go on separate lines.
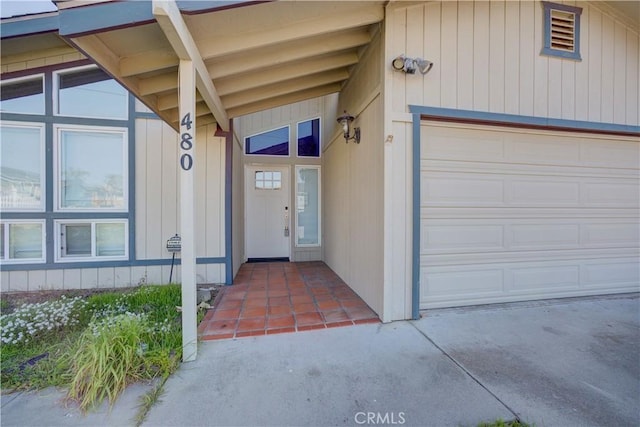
top-left (550, 9), bottom-right (576, 52)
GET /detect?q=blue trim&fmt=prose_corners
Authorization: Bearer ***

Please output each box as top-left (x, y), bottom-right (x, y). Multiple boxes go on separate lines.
top-left (0, 112), bottom-right (129, 128)
top-left (58, 1), bottom-right (254, 37)
top-left (411, 113), bottom-right (421, 320)
top-left (134, 112), bottom-right (160, 120)
top-left (0, 257), bottom-right (226, 271)
top-left (0, 14), bottom-right (59, 39)
top-left (407, 106), bottom-right (640, 135)
top-left (224, 121), bottom-right (234, 285)
top-left (0, 212), bottom-right (129, 220)
top-left (127, 94), bottom-right (137, 263)
top-left (58, 2), bottom-right (154, 37)
top-left (541, 1), bottom-right (582, 61)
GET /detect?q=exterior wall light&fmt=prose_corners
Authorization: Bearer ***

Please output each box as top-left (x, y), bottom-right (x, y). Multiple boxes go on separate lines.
top-left (337, 110), bottom-right (360, 144)
top-left (391, 54), bottom-right (434, 75)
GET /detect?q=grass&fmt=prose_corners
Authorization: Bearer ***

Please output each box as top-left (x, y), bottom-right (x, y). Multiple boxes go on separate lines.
top-left (0, 284), bottom-right (195, 412)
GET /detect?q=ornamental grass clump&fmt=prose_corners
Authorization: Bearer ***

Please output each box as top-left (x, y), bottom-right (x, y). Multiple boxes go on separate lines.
top-left (66, 312), bottom-right (150, 411)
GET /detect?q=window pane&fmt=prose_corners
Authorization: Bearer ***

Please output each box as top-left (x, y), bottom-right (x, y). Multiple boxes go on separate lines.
top-left (60, 130), bottom-right (125, 209)
top-left (9, 223), bottom-right (42, 259)
top-left (96, 223), bottom-right (125, 257)
top-left (297, 119), bottom-right (320, 157)
top-left (58, 68), bottom-right (127, 119)
top-left (64, 224), bottom-right (91, 256)
top-left (245, 126), bottom-right (289, 156)
top-left (0, 125), bottom-right (43, 209)
top-left (296, 168), bottom-right (320, 246)
top-left (0, 77), bottom-right (44, 115)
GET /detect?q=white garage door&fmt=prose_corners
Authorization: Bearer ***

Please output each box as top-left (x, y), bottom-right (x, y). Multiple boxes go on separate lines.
top-left (420, 122), bottom-right (640, 309)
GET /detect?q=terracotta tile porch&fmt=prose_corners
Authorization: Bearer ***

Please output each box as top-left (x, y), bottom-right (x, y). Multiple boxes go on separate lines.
top-left (198, 261), bottom-right (380, 340)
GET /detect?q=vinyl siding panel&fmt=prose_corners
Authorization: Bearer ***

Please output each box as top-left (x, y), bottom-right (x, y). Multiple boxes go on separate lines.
top-left (387, 1), bottom-right (639, 126)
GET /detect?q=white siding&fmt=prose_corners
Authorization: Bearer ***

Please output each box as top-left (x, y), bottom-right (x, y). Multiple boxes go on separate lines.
top-left (324, 31), bottom-right (384, 319)
top-left (388, 1), bottom-right (640, 126)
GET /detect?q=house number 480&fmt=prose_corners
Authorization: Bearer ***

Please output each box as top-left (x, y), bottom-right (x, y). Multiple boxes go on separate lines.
top-left (180, 113), bottom-right (193, 171)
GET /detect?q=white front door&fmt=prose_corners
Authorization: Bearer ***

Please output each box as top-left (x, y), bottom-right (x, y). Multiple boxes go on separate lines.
top-left (245, 165), bottom-right (290, 260)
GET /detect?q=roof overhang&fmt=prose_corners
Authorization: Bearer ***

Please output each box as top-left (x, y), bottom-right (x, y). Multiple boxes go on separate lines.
top-left (54, 0), bottom-right (385, 131)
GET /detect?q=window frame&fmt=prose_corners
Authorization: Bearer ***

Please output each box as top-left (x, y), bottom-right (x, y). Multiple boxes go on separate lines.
top-left (540, 1), bottom-right (582, 61)
top-left (0, 73), bottom-right (46, 115)
top-left (54, 219), bottom-right (129, 262)
top-left (294, 165), bottom-right (321, 248)
top-left (53, 123), bottom-right (129, 212)
top-left (53, 64), bottom-right (128, 120)
top-left (244, 125), bottom-right (291, 157)
top-left (0, 121), bottom-right (46, 212)
top-left (0, 219), bottom-right (46, 264)
top-left (296, 117), bottom-right (322, 158)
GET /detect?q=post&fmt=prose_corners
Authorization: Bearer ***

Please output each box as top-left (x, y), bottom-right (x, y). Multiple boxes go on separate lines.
top-left (179, 59), bottom-right (197, 361)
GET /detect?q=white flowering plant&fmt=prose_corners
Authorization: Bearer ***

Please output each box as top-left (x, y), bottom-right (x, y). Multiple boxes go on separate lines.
top-left (1, 296), bottom-right (88, 347)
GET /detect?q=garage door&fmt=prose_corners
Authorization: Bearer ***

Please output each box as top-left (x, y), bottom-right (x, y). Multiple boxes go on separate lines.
top-left (419, 122), bottom-right (640, 309)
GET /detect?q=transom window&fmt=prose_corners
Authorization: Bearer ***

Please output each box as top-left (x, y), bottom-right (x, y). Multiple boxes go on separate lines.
top-left (297, 118), bottom-right (320, 158)
top-left (55, 66), bottom-right (128, 119)
top-left (245, 126), bottom-right (289, 156)
top-left (0, 75), bottom-right (45, 115)
top-left (255, 171), bottom-right (282, 190)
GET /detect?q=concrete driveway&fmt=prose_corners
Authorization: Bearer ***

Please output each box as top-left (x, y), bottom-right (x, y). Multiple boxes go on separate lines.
top-left (142, 294), bottom-right (639, 427)
top-left (2, 294), bottom-right (638, 426)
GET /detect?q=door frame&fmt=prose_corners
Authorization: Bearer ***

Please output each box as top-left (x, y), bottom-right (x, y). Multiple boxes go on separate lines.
top-left (244, 164), bottom-right (291, 261)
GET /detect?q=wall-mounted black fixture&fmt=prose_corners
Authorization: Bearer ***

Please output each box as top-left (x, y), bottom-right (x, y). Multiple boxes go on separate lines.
top-left (336, 110), bottom-right (360, 144)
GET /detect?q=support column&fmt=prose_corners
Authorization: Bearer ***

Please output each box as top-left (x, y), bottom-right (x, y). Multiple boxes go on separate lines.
top-left (179, 59), bottom-right (197, 361)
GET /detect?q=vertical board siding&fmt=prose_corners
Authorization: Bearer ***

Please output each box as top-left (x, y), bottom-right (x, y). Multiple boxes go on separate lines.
top-left (324, 32), bottom-right (384, 318)
top-left (389, 1), bottom-right (639, 126)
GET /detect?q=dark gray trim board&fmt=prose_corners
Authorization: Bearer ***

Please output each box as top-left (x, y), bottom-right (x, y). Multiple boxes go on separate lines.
top-left (0, 257), bottom-right (226, 272)
top-left (224, 120), bottom-right (234, 285)
top-left (409, 106), bottom-right (640, 318)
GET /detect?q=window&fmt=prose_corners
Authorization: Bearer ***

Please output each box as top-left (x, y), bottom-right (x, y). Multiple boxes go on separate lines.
top-left (0, 123), bottom-right (45, 211)
top-left (255, 171), bottom-right (282, 190)
top-left (56, 220), bottom-right (127, 261)
top-left (0, 75), bottom-right (45, 115)
top-left (56, 126), bottom-right (127, 211)
top-left (541, 2), bottom-right (582, 60)
top-left (0, 221), bottom-right (45, 263)
top-left (245, 126), bottom-right (289, 156)
top-left (55, 66), bottom-right (128, 119)
top-left (297, 118), bottom-right (320, 157)
top-left (295, 166), bottom-right (320, 247)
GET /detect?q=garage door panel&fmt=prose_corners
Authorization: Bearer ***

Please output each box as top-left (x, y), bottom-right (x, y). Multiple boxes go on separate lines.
top-left (420, 122), bottom-right (639, 309)
top-left (422, 219), bottom-right (638, 255)
top-left (421, 258), bottom-right (640, 309)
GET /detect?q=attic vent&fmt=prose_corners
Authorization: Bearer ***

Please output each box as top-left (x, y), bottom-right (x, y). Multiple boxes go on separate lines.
top-left (550, 9), bottom-right (575, 52)
top-left (541, 2), bottom-right (582, 60)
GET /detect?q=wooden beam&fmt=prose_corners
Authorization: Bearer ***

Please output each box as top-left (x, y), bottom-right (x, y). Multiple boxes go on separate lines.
top-left (222, 68), bottom-right (349, 109)
top-left (120, 50), bottom-right (179, 77)
top-left (196, 4), bottom-right (384, 60)
top-left (227, 83), bottom-right (342, 118)
top-left (165, 101), bottom-right (214, 123)
top-left (215, 51), bottom-right (359, 97)
top-left (206, 28), bottom-right (371, 80)
top-left (138, 72), bottom-right (178, 96)
top-left (157, 91), bottom-right (203, 111)
top-left (178, 59), bottom-right (197, 362)
top-left (152, 0), bottom-right (228, 131)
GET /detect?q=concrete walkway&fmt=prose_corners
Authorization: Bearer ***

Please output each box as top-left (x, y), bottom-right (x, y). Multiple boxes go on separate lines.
top-left (2, 294), bottom-right (638, 426)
